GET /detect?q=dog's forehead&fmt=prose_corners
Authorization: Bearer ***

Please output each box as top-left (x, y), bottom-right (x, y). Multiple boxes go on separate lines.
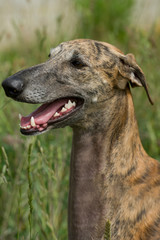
top-left (63, 39), bottom-right (123, 55)
top-left (49, 41), bottom-right (89, 60)
top-left (49, 39), bottom-right (123, 60)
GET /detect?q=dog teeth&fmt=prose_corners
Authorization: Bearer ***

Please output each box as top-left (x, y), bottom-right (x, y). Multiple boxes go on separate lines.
top-left (61, 107), bottom-right (67, 113)
top-left (31, 116), bottom-right (36, 127)
top-left (65, 100), bottom-right (76, 109)
top-left (19, 113), bottom-right (22, 120)
top-left (54, 112), bottom-right (60, 117)
top-left (64, 103), bottom-right (69, 109)
top-left (72, 101), bottom-right (76, 107)
top-left (65, 100), bottom-right (72, 109)
top-left (61, 100), bottom-right (76, 113)
top-left (20, 125), bottom-right (31, 129)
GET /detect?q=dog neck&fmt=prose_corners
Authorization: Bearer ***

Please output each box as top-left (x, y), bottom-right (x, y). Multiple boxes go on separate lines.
top-left (68, 89), bottom-right (148, 240)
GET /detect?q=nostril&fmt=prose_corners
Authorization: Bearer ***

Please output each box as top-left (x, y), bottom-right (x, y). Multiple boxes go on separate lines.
top-left (2, 78), bottom-right (24, 98)
top-left (7, 86), bottom-right (22, 97)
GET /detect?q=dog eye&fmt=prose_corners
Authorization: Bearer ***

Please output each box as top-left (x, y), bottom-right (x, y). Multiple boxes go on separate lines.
top-left (70, 59), bottom-right (87, 69)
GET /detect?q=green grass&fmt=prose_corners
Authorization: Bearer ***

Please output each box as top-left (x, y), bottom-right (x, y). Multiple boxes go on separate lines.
top-left (0, 0), bottom-right (160, 239)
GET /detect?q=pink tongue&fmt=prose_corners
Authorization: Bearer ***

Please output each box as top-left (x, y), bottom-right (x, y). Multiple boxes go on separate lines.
top-left (21, 99), bottom-right (68, 126)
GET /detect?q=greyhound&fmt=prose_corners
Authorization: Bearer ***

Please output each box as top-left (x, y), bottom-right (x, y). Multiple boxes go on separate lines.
top-left (2, 39), bottom-right (160, 240)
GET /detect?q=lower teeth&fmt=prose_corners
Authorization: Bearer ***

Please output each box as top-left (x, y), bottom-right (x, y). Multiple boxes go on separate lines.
top-left (20, 102), bottom-right (76, 130)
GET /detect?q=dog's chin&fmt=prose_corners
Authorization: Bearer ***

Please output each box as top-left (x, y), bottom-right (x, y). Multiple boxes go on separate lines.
top-left (19, 97), bottom-right (84, 136)
top-left (20, 127), bottom-right (49, 136)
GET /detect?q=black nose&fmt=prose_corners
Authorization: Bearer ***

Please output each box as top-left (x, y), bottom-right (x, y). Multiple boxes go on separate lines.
top-left (2, 77), bottom-right (24, 98)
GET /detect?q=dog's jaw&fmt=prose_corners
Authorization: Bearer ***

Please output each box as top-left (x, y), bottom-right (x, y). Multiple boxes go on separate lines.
top-left (19, 97), bottom-right (84, 135)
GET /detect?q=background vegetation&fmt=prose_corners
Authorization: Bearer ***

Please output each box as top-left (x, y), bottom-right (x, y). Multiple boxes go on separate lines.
top-left (0, 0), bottom-right (160, 239)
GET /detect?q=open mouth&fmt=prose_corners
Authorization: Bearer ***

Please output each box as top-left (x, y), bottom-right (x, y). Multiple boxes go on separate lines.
top-left (19, 97), bottom-right (84, 135)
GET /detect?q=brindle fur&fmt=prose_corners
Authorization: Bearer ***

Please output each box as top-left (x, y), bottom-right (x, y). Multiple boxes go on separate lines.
top-left (2, 39), bottom-right (160, 240)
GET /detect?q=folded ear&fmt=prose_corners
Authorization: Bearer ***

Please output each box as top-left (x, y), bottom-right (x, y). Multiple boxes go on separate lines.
top-left (117, 53), bottom-right (153, 105)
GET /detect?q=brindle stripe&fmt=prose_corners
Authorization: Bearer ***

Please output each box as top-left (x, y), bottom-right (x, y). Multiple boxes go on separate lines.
top-left (124, 166), bottom-right (136, 178)
top-left (104, 71), bottom-right (113, 79)
top-left (135, 208), bottom-right (146, 223)
top-left (143, 217), bottom-right (160, 238)
top-left (95, 42), bottom-right (110, 55)
top-left (134, 168), bottom-right (150, 184)
top-left (153, 214), bottom-right (160, 229)
top-left (153, 179), bottom-right (160, 188)
top-left (94, 42), bottom-right (102, 57)
top-left (102, 61), bottom-right (116, 69)
top-left (95, 42), bottom-right (118, 62)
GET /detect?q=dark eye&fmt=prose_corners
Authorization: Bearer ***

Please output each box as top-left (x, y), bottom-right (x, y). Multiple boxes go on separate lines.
top-left (70, 59), bottom-right (87, 69)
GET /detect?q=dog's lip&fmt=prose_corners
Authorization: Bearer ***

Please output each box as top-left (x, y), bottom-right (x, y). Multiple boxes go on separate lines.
top-left (20, 96), bottom-right (84, 135)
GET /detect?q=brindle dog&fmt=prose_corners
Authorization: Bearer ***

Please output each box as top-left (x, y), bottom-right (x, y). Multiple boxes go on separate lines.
top-left (2, 39), bottom-right (160, 240)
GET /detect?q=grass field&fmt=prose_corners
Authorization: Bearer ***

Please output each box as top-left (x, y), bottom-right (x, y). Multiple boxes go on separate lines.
top-left (0, 0), bottom-right (160, 239)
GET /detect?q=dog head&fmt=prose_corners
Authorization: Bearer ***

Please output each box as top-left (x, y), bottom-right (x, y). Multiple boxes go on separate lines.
top-left (2, 39), bottom-right (153, 135)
